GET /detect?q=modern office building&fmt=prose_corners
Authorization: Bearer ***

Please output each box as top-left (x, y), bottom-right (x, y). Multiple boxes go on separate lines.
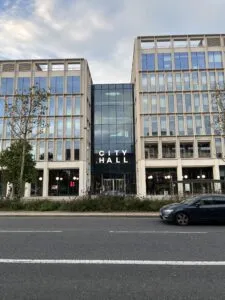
top-left (132, 34), bottom-right (225, 196)
top-left (0, 59), bottom-right (92, 197)
top-left (1, 34), bottom-right (225, 198)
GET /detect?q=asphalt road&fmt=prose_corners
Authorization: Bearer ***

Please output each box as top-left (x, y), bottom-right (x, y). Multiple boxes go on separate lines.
top-left (0, 217), bottom-right (225, 299)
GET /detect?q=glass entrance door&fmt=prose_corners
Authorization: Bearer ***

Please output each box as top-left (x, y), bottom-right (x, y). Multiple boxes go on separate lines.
top-left (103, 178), bottom-right (125, 194)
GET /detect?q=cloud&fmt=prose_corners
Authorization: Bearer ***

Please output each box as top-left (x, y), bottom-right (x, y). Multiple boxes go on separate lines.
top-left (0, 0), bottom-right (225, 82)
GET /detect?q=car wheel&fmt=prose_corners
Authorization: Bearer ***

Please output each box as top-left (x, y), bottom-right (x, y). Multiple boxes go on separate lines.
top-left (175, 212), bottom-right (189, 226)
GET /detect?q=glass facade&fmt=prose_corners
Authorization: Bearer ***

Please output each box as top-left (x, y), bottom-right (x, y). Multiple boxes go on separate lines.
top-left (92, 84), bottom-right (136, 194)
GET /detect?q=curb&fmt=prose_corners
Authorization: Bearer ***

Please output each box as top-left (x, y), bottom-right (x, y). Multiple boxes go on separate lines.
top-left (0, 212), bottom-right (159, 217)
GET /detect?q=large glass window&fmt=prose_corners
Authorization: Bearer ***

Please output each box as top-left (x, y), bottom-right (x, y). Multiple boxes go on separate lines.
top-left (175, 73), bottom-right (182, 91)
top-left (169, 116), bottom-right (175, 136)
top-left (18, 77), bottom-right (30, 94)
top-left (150, 74), bottom-right (156, 92)
top-left (180, 143), bottom-right (193, 158)
top-left (209, 71), bottom-right (216, 89)
top-left (67, 76), bottom-right (80, 93)
top-left (51, 76), bottom-right (64, 94)
top-left (158, 53), bottom-right (172, 70)
top-left (202, 94), bottom-right (209, 112)
top-left (74, 140), bottom-right (80, 160)
top-left (34, 77), bottom-right (47, 90)
top-left (208, 51), bottom-right (222, 68)
top-left (200, 72), bottom-right (208, 90)
top-left (215, 138), bottom-right (222, 158)
top-left (141, 94), bottom-right (148, 113)
top-left (56, 140), bottom-right (63, 161)
top-left (0, 119), bottom-right (3, 138)
top-left (168, 94), bottom-right (174, 113)
top-left (0, 98), bottom-right (4, 117)
top-left (49, 97), bottom-right (55, 116)
top-left (174, 52), bottom-right (189, 70)
top-left (160, 95), bottom-right (166, 113)
top-left (183, 73), bottom-right (190, 90)
top-left (141, 54), bottom-right (155, 71)
top-left (145, 143), bottom-right (158, 159)
top-left (160, 115), bottom-right (167, 136)
top-left (151, 95), bottom-right (157, 113)
top-left (66, 96), bottom-right (72, 115)
top-left (57, 96), bottom-right (64, 115)
top-left (39, 140), bottom-right (45, 160)
top-left (48, 119), bottom-right (54, 138)
top-left (194, 94), bottom-right (200, 112)
top-left (75, 96), bottom-right (81, 115)
top-left (162, 143), bottom-right (176, 158)
top-left (74, 118), bottom-right (80, 137)
top-left (192, 72), bottom-right (199, 90)
top-left (151, 116), bottom-right (158, 136)
top-left (57, 118), bottom-right (63, 138)
top-left (218, 71), bottom-right (224, 89)
top-left (185, 94), bottom-right (192, 112)
top-left (143, 116), bottom-right (149, 136)
top-left (48, 141), bottom-right (54, 161)
top-left (166, 73), bottom-right (173, 91)
top-left (177, 94), bottom-right (183, 113)
top-left (198, 142), bottom-right (211, 158)
top-left (195, 115), bottom-right (202, 135)
top-left (65, 140), bottom-right (71, 161)
top-left (187, 115), bottom-right (193, 135)
top-left (141, 74), bottom-right (148, 91)
top-left (65, 118), bottom-right (72, 138)
top-left (1, 78), bottom-right (14, 95)
top-left (178, 115), bottom-right (184, 135)
top-left (191, 52), bottom-right (206, 69)
top-left (158, 74), bottom-right (165, 92)
top-left (204, 115), bottom-right (211, 135)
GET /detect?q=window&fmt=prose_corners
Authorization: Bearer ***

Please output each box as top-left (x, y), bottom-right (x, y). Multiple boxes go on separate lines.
top-left (145, 143), bottom-right (158, 159)
top-left (168, 95), bottom-right (174, 113)
top-left (177, 94), bottom-right (183, 113)
top-left (185, 94), bottom-right (192, 112)
top-left (169, 116), bottom-right (175, 136)
top-left (175, 73), bottom-right (182, 91)
top-left (75, 96), bottom-right (81, 115)
top-left (195, 115), bottom-right (202, 135)
top-left (48, 141), bottom-right (54, 161)
top-left (17, 77), bottom-right (30, 94)
top-left (204, 115), bottom-right (211, 135)
top-left (0, 119), bottom-right (3, 138)
top-left (49, 97), bottom-right (55, 116)
top-left (57, 118), bottom-right (63, 138)
top-left (150, 74), bottom-right (156, 92)
top-left (160, 115), bottom-right (167, 136)
top-left (151, 95), bottom-right (157, 113)
top-left (174, 52), bottom-right (189, 70)
top-left (141, 74), bottom-right (148, 91)
top-left (143, 116), bottom-right (149, 136)
top-left (218, 71), bottom-right (224, 89)
top-left (34, 77), bottom-right (47, 90)
top-left (158, 53), bottom-right (172, 70)
top-left (0, 98), bottom-right (4, 117)
top-left (162, 143), bottom-right (176, 158)
top-left (208, 51), bottom-right (222, 68)
top-left (51, 76), bottom-right (64, 94)
top-left (56, 140), bottom-right (63, 161)
top-left (158, 74), bottom-right (165, 92)
top-left (202, 94), bottom-right (209, 112)
top-left (215, 137), bottom-right (222, 158)
top-left (151, 116), bottom-right (158, 136)
top-left (198, 142), bottom-right (211, 158)
top-left (57, 96), bottom-right (64, 115)
top-left (166, 73), bottom-right (173, 91)
top-left (200, 72), bottom-right (208, 90)
top-left (187, 116), bottom-right (193, 135)
top-left (1, 78), bottom-right (14, 95)
top-left (183, 73), bottom-right (190, 90)
top-left (209, 72), bottom-right (216, 89)
top-left (141, 94), bottom-right (148, 113)
top-left (178, 115), bottom-right (184, 135)
top-left (194, 94), bottom-right (200, 112)
top-left (39, 140), bottom-right (45, 160)
top-left (191, 52), bottom-right (206, 69)
top-left (48, 119), bottom-right (54, 138)
top-left (74, 140), bottom-right (80, 160)
top-left (180, 143), bottom-right (193, 158)
top-left (65, 140), bottom-right (71, 160)
top-left (74, 118), bottom-right (80, 137)
top-left (66, 96), bottom-right (72, 115)
top-left (65, 118), bottom-right (72, 138)
top-left (192, 72), bottom-right (199, 90)
top-left (67, 76), bottom-right (80, 93)
top-left (141, 54), bottom-right (155, 71)
top-left (160, 95), bottom-right (166, 113)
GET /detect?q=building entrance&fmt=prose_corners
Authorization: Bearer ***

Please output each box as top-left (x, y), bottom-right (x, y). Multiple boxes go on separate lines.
top-left (103, 178), bottom-right (125, 194)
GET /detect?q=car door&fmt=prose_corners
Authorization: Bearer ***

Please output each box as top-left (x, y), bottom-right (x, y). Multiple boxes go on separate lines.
top-left (191, 196), bottom-right (215, 222)
top-left (212, 196), bottom-right (225, 222)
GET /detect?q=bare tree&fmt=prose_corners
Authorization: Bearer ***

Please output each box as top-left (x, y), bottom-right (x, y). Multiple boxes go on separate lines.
top-left (4, 86), bottom-right (49, 199)
top-left (212, 86), bottom-right (225, 135)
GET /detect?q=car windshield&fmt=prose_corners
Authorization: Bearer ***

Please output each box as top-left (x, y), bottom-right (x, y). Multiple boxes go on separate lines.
top-left (181, 196), bottom-right (198, 205)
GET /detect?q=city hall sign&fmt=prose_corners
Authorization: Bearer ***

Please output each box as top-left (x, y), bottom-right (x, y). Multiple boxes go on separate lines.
top-left (98, 150), bottom-right (128, 164)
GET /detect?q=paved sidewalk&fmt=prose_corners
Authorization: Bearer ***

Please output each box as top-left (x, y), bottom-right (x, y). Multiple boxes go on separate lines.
top-left (0, 211), bottom-right (159, 217)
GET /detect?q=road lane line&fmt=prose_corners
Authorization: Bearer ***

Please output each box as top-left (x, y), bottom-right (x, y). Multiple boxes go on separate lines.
top-left (109, 231), bottom-right (208, 234)
top-left (0, 259), bottom-right (225, 265)
top-left (0, 230), bottom-right (62, 233)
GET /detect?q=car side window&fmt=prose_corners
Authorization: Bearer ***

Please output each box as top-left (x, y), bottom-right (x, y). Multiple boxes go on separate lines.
top-left (213, 196), bottom-right (225, 205)
top-left (199, 197), bottom-right (214, 206)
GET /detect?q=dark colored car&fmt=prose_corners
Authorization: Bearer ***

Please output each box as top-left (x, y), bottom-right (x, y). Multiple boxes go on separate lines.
top-left (160, 194), bottom-right (225, 225)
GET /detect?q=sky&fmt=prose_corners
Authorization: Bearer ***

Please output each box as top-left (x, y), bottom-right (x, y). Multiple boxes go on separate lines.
top-left (0, 0), bottom-right (225, 83)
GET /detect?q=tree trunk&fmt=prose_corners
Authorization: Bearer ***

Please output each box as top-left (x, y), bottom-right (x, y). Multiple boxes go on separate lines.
top-left (18, 141), bottom-right (26, 200)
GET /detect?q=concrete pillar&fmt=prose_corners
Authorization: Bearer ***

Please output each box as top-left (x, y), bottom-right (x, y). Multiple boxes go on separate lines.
top-left (137, 160), bottom-right (146, 197)
top-left (79, 163), bottom-right (85, 196)
top-left (177, 161), bottom-right (183, 195)
top-left (213, 161), bottom-right (221, 193)
top-left (24, 183), bottom-right (31, 198)
top-left (43, 166), bottom-right (49, 197)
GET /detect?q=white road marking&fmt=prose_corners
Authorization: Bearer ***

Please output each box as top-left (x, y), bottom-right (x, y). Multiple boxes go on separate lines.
top-left (0, 230), bottom-right (62, 233)
top-left (109, 230), bottom-right (208, 234)
top-left (0, 259), bottom-right (224, 265)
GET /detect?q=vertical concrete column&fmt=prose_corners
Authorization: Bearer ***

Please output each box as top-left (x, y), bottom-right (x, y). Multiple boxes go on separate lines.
top-left (137, 160), bottom-right (146, 197)
top-left (213, 161), bottom-right (221, 193)
top-left (177, 160), bottom-right (183, 195)
top-left (79, 163), bottom-right (85, 196)
top-left (43, 166), bottom-right (49, 198)
top-left (24, 183), bottom-right (31, 198)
